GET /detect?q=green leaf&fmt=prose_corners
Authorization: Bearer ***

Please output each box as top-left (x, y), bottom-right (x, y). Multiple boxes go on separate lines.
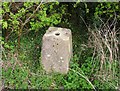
top-left (86, 9), bottom-right (89, 13)
top-left (115, 5), bottom-right (118, 9)
top-left (3, 21), bottom-right (8, 29)
top-left (56, 1), bottom-right (59, 5)
top-left (43, 8), bottom-right (47, 11)
top-left (103, 11), bottom-right (106, 13)
top-left (110, 14), bottom-right (113, 17)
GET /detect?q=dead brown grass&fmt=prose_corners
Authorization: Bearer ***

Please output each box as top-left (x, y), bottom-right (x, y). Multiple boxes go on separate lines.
top-left (88, 17), bottom-right (119, 89)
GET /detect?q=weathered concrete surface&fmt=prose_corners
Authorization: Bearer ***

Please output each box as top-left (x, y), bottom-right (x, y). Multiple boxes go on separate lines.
top-left (41, 27), bottom-right (72, 74)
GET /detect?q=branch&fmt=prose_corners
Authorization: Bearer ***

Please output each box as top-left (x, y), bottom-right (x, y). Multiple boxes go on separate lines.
top-left (22, 1), bottom-right (43, 27)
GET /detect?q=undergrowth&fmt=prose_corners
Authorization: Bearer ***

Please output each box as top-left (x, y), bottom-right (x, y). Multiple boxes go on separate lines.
top-left (1, 2), bottom-right (119, 90)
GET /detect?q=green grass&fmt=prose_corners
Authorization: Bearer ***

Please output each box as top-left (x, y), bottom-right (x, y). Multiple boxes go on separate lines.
top-left (2, 28), bottom-right (119, 90)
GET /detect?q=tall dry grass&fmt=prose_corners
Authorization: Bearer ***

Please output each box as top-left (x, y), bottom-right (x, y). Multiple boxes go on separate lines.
top-left (81, 16), bottom-right (119, 89)
top-left (88, 17), bottom-right (119, 89)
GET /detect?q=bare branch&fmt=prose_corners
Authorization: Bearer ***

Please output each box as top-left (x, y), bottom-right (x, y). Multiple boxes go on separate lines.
top-left (22, 1), bottom-right (43, 27)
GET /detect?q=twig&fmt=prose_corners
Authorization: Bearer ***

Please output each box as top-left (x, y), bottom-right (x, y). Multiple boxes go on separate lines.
top-left (79, 16), bottom-right (91, 32)
top-left (2, 2), bottom-right (12, 17)
top-left (1, 46), bottom-right (8, 61)
top-left (22, 1), bottom-right (43, 27)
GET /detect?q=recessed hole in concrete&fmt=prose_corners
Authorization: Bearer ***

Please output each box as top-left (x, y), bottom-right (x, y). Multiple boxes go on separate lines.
top-left (49, 30), bottom-right (52, 32)
top-left (55, 32), bottom-right (60, 36)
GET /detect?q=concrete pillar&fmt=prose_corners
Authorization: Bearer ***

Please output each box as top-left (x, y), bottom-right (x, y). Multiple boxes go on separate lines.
top-left (41, 27), bottom-right (72, 74)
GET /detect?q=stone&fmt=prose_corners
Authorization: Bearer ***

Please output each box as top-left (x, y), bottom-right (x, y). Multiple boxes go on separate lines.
top-left (41, 27), bottom-right (72, 74)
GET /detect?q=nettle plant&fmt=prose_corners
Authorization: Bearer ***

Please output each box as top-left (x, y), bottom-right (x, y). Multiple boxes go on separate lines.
top-left (2, 2), bottom-right (67, 49)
